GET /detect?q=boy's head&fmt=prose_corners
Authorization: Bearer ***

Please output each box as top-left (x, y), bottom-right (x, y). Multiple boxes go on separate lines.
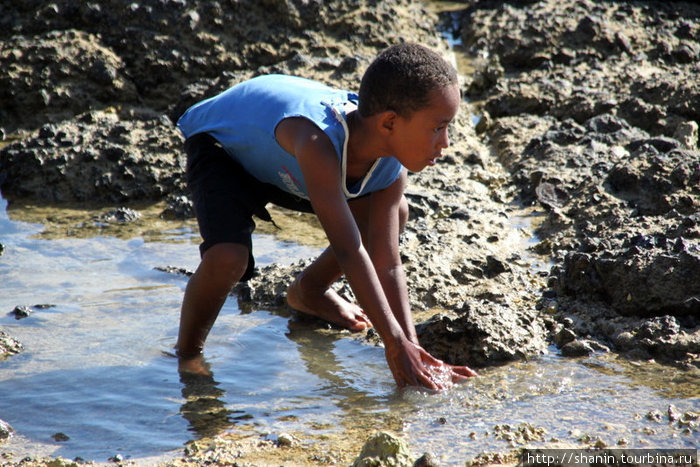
top-left (358, 43), bottom-right (458, 119)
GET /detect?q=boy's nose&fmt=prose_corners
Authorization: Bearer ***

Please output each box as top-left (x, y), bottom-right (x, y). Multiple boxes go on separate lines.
top-left (438, 127), bottom-right (450, 148)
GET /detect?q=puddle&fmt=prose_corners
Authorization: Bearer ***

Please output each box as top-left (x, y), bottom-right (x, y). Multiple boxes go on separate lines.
top-left (0, 195), bottom-right (697, 465)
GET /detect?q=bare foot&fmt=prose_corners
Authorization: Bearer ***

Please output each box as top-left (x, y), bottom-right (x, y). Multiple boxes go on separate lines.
top-left (286, 277), bottom-right (372, 331)
top-left (176, 352), bottom-right (212, 376)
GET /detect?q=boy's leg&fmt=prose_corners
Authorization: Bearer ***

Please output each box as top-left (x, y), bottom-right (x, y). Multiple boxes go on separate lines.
top-left (286, 246), bottom-right (371, 330)
top-left (176, 242), bottom-right (249, 361)
top-left (177, 133), bottom-right (260, 372)
top-left (286, 194), bottom-right (408, 330)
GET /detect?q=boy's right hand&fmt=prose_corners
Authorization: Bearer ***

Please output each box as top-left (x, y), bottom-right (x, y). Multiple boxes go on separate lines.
top-left (385, 339), bottom-right (478, 390)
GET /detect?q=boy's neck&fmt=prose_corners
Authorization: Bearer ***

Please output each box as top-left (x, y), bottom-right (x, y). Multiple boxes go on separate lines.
top-left (346, 110), bottom-right (388, 169)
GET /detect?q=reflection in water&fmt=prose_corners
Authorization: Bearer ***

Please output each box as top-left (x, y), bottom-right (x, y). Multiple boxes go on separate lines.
top-left (286, 320), bottom-right (384, 405)
top-left (286, 320), bottom-right (363, 397)
top-left (178, 358), bottom-right (240, 439)
top-left (173, 309), bottom-right (398, 451)
top-left (284, 317), bottom-right (405, 438)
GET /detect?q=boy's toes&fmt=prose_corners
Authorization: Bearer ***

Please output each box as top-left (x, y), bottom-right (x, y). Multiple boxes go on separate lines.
top-left (354, 311), bottom-right (373, 330)
top-left (338, 306), bottom-right (372, 331)
top-left (346, 316), bottom-right (370, 331)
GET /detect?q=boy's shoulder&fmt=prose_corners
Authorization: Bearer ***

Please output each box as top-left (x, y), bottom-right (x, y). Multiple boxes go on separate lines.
top-left (220, 74), bottom-right (356, 114)
top-left (237, 74), bottom-right (339, 93)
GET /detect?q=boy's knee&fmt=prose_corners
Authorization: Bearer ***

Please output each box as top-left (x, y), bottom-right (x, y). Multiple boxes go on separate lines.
top-left (201, 243), bottom-right (250, 283)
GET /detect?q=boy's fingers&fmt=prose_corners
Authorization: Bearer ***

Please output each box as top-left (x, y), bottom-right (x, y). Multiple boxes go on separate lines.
top-left (452, 365), bottom-right (478, 378)
top-left (421, 375), bottom-right (441, 391)
top-left (420, 350), bottom-right (443, 366)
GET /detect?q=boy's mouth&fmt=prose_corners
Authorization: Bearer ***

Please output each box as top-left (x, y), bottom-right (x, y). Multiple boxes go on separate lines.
top-left (427, 152), bottom-right (442, 166)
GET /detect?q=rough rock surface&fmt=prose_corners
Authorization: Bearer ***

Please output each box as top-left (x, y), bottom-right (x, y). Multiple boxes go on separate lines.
top-left (0, 0), bottom-right (441, 211)
top-left (0, 109), bottom-right (185, 203)
top-left (460, 0), bottom-right (700, 367)
top-left (351, 431), bottom-right (415, 467)
top-left (0, 0), bottom-right (548, 367)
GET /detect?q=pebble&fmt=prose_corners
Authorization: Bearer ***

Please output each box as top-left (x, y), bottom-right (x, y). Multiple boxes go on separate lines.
top-left (52, 432), bottom-right (70, 442)
top-left (276, 433), bottom-right (294, 447)
top-left (560, 339), bottom-right (594, 357)
top-left (11, 305), bottom-right (32, 319)
top-left (0, 419), bottom-right (14, 440)
top-left (414, 452), bottom-right (440, 467)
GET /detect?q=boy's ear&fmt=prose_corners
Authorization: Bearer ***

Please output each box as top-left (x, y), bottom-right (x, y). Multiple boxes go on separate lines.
top-left (377, 110), bottom-right (398, 134)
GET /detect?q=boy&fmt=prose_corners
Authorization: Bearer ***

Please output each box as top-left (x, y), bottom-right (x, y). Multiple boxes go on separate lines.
top-left (176, 43), bottom-right (477, 389)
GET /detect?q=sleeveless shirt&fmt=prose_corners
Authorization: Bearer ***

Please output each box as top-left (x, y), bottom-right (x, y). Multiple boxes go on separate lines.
top-left (177, 74), bottom-right (403, 200)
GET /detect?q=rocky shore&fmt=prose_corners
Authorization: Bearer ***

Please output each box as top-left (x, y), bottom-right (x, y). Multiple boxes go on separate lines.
top-left (459, 0), bottom-right (699, 369)
top-left (1, 0), bottom-right (698, 465)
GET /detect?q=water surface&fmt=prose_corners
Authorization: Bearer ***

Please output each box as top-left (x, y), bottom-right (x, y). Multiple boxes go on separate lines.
top-left (0, 197), bottom-right (697, 465)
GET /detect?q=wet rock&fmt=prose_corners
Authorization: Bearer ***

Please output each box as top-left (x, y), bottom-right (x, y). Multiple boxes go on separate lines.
top-left (155, 265), bottom-right (193, 277)
top-left (95, 207), bottom-right (141, 224)
top-left (461, 0), bottom-right (700, 369)
top-left (467, 57), bottom-right (504, 96)
top-left (557, 244), bottom-right (700, 317)
top-left (493, 423), bottom-right (546, 445)
top-left (3, 0), bottom-right (696, 422)
top-left (413, 452), bottom-right (440, 467)
top-left (416, 305), bottom-right (547, 368)
top-left (612, 331), bottom-right (635, 351)
top-left (484, 255), bottom-right (509, 278)
top-left (553, 327), bottom-right (576, 347)
top-left (637, 316), bottom-right (681, 340)
top-left (1, 0), bottom-right (442, 205)
top-left (52, 432), bottom-right (70, 442)
top-left (677, 411), bottom-right (699, 433)
top-left (0, 29), bottom-right (138, 133)
top-left (560, 339), bottom-right (594, 357)
top-left (535, 181), bottom-right (569, 211)
top-left (646, 409), bottom-right (664, 423)
top-left (0, 329), bottom-right (23, 358)
top-left (668, 404), bottom-right (682, 423)
top-left (0, 418), bottom-right (13, 441)
top-left (352, 431), bottom-right (414, 467)
top-left (11, 305), bottom-right (32, 319)
top-left (237, 262), bottom-right (301, 309)
top-left (8, 304), bottom-right (56, 321)
top-left (276, 432), bottom-right (295, 447)
top-left (160, 194), bottom-right (195, 220)
top-left (672, 40), bottom-right (699, 64)
top-left (108, 454), bottom-right (124, 463)
top-left (673, 121), bottom-right (699, 149)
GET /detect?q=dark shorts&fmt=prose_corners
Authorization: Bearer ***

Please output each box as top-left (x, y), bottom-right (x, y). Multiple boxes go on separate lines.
top-left (185, 132), bottom-right (314, 281)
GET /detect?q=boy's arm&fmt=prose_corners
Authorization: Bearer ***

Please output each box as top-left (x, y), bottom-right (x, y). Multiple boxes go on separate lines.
top-left (367, 172), bottom-right (478, 383)
top-left (278, 117), bottom-right (441, 388)
top-left (364, 170), bottom-right (419, 344)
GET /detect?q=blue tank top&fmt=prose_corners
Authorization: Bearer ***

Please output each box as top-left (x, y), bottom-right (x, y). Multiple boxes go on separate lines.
top-left (177, 74), bottom-right (404, 200)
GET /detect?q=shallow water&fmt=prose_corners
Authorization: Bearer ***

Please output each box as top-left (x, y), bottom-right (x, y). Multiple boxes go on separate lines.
top-left (0, 196), bottom-right (698, 465)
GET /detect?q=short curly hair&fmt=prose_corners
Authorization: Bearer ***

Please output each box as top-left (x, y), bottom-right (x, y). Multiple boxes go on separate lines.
top-left (358, 43), bottom-right (458, 118)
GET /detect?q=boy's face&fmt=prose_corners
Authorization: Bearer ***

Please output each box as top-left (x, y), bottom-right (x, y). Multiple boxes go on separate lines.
top-left (389, 84), bottom-right (460, 172)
